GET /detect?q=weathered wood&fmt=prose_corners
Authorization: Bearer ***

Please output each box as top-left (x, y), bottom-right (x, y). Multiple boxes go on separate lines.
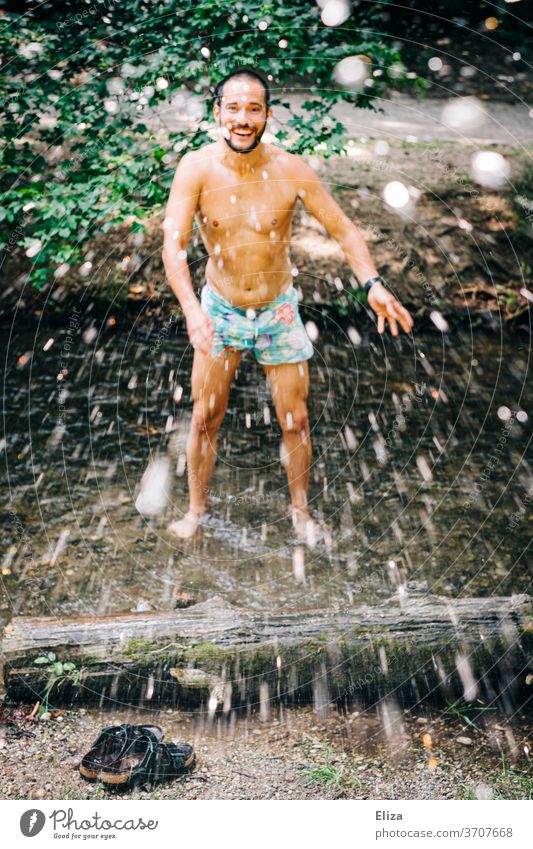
top-left (2, 594), bottom-right (532, 710)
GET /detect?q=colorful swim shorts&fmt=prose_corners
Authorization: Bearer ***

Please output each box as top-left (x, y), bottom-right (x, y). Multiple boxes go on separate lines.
top-left (200, 282), bottom-right (314, 365)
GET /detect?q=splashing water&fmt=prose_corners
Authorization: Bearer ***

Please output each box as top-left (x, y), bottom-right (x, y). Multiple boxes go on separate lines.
top-left (135, 455), bottom-right (171, 516)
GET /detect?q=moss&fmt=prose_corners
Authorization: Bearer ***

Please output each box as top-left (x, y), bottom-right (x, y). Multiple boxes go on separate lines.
top-left (121, 638), bottom-right (185, 665)
top-left (184, 641), bottom-right (228, 668)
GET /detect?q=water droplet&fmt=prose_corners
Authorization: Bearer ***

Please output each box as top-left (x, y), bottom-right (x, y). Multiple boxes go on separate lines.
top-left (54, 263), bottom-right (70, 279)
top-left (347, 326), bottom-right (362, 345)
top-left (497, 406), bottom-right (512, 421)
top-left (321, 0), bottom-right (351, 28)
top-left (374, 140), bottom-right (389, 156)
top-left (135, 455), bottom-right (171, 516)
top-left (428, 57), bottom-right (443, 71)
top-left (429, 311), bottom-right (449, 332)
top-left (25, 241), bottom-right (42, 258)
top-left (305, 321), bottom-right (319, 341)
top-left (416, 455), bottom-right (433, 482)
top-left (383, 181), bottom-right (410, 209)
top-left (471, 151), bottom-right (510, 189)
top-left (441, 97), bottom-right (486, 132)
top-left (333, 55), bottom-right (369, 88)
top-left (292, 547), bottom-right (305, 582)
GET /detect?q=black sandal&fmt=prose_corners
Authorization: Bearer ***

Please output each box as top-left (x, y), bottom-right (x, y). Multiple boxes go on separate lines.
top-left (99, 739), bottom-right (195, 786)
top-left (150, 742), bottom-right (196, 782)
top-left (79, 724), bottom-right (163, 781)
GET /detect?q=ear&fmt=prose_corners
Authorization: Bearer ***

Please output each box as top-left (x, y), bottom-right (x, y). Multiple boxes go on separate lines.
top-left (213, 103), bottom-right (220, 119)
top-left (266, 106), bottom-right (272, 120)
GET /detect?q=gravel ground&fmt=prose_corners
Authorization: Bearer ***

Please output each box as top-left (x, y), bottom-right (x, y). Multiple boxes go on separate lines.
top-left (1, 704), bottom-right (531, 801)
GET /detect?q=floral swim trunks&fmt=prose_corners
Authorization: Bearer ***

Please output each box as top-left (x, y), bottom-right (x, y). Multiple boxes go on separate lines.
top-left (200, 282), bottom-right (314, 365)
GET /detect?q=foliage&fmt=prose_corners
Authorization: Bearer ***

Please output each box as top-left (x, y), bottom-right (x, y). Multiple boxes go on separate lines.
top-left (0, 0), bottom-right (416, 288)
top-left (303, 744), bottom-right (363, 789)
top-left (443, 698), bottom-right (496, 732)
top-left (457, 754), bottom-right (533, 801)
top-left (33, 651), bottom-right (81, 716)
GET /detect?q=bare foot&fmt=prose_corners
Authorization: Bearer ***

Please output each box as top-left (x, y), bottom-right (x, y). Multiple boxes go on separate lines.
top-left (167, 510), bottom-right (204, 539)
top-left (291, 507), bottom-right (320, 548)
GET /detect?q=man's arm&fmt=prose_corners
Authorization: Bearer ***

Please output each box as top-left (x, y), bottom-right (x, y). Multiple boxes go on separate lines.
top-left (162, 151), bottom-right (214, 352)
top-left (292, 156), bottom-right (413, 336)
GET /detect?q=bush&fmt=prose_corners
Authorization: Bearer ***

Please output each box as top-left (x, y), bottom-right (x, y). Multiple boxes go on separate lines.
top-left (0, 0), bottom-right (416, 288)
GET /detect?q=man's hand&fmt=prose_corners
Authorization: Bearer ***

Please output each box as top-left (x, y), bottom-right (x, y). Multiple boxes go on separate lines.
top-left (184, 302), bottom-right (215, 354)
top-left (367, 282), bottom-right (414, 337)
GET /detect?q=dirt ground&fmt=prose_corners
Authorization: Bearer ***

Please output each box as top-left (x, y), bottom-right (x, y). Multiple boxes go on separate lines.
top-left (0, 703), bottom-right (531, 801)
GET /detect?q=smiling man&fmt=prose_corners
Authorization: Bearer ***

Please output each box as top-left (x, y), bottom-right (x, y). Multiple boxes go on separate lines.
top-left (162, 68), bottom-right (413, 541)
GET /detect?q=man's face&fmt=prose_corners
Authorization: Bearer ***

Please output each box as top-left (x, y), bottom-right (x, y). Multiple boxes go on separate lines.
top-left (213, 76), bottom-right (271, 153)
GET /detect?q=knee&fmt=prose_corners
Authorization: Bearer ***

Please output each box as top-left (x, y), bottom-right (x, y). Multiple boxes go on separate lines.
top-left (278, 405), bottom-right (309, 435)
top-left (191, 399), bottom-right (226, 435)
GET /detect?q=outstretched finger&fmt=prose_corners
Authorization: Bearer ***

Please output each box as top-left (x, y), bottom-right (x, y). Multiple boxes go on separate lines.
top-left (388, 315), bottom-right (399, 336)
top-left (396, 304), bottom-right (413, 332)
top-left (377, 314), bottom-right (385, 334)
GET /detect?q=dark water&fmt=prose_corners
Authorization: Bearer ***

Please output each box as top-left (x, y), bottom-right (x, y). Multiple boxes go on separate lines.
top-left (1, 306), bottom-right (531, 623)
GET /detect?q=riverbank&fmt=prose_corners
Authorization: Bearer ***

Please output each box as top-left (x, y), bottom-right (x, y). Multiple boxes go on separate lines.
top-left (2, 138), bottom-right (531, 330)
top-left (0, 703), bottom-right (531, 801)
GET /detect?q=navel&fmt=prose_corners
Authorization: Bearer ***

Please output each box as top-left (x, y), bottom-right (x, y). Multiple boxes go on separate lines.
top-left (271, 218), bottom-right (278, 225)
top-left (212, 220), bottom-right (219, 227)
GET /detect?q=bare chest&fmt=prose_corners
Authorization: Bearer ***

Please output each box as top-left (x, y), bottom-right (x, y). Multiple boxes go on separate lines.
top-left (197, 172), bottom-right (296, 239)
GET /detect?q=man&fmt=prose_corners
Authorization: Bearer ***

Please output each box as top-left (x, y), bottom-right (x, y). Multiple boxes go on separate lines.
top-left (162, 68), bottom-right (413, 542)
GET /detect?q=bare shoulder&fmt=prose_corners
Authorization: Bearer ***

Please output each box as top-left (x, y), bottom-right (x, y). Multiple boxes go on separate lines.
top-left (279, 149), bottom-right (319, 181)
top-left (175, 145), bottom-right (209, 177)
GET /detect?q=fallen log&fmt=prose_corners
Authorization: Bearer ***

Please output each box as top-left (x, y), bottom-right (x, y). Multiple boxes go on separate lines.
top-left (2, 594), bottom-right (532, 711)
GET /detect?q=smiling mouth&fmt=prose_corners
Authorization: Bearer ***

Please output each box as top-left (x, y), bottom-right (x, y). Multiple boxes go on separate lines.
top-left (232, 129), bottom-right (254, 137)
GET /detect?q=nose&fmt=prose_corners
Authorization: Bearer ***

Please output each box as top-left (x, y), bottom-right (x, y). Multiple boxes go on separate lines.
top-left (234, 107), bottom-right (247, 123)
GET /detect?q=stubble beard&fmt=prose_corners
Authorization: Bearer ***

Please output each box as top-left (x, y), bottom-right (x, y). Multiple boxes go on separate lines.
top-left (219, 118), bottom-right (268, 154)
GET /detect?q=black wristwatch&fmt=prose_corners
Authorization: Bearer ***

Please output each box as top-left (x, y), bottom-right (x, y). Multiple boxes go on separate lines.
top-left (363, 275), bottom-right (386, 293)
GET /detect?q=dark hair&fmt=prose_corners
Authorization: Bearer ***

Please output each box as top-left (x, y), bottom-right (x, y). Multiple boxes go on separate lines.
top-left (213, 68), bottom-right (270, 109)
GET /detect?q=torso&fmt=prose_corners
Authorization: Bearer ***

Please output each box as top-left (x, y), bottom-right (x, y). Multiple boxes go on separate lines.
top-left (195, 141), bottom-right (300, 308)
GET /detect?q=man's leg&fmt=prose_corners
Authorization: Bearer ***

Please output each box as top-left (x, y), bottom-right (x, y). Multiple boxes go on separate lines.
top-left (262, 360), bottom-right (314, 538)
top-left (168, 348), bottom-right (240, 538)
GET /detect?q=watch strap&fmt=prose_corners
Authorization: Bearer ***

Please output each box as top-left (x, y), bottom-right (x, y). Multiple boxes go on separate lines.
top-left (363, 275), bottom-right (385, 293)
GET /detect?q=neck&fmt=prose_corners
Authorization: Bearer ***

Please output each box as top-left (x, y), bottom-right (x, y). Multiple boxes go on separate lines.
top-left (219, 139), bottom-right (265, 175)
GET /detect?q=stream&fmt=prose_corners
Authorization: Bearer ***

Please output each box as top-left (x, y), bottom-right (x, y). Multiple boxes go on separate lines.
top-left (1, 304), bottom-right (531, 625)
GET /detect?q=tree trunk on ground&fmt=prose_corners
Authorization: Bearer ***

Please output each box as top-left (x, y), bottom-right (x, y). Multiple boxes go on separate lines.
top-left (2, 594), bottom-right (532, 711)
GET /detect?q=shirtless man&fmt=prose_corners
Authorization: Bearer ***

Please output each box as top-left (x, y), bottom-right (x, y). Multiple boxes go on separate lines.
top-left (162, 68), bottom-right (413, 541)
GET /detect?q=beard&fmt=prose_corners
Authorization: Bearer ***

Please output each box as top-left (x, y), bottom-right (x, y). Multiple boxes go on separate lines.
top-left (220, 118), bottom-right (268, 154)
